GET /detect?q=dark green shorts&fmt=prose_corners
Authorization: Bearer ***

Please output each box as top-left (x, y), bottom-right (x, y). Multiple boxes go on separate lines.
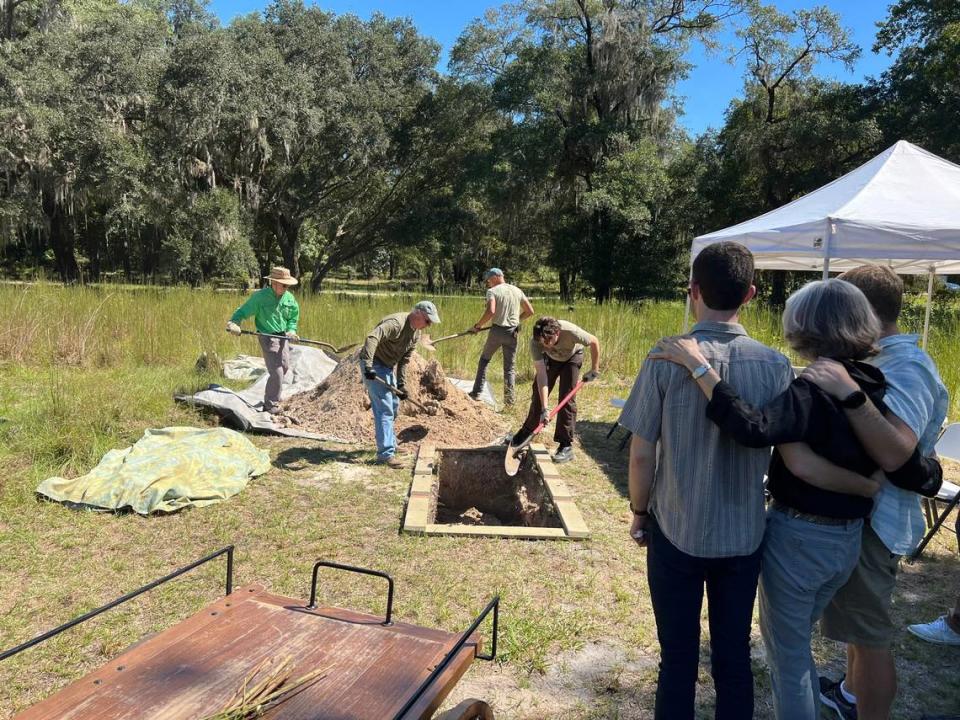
top-left (820, 523), bottom-right (901, 647)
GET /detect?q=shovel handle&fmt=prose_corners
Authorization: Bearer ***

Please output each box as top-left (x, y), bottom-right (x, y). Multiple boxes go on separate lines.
top-left (425, 326), bottom-right (492, 346)
top-left (368, 375), bottom-right (429, 413)
top-left (511, 380), bottom-right (586, 458)
top-left (239, 329), bottom-right (346, 353)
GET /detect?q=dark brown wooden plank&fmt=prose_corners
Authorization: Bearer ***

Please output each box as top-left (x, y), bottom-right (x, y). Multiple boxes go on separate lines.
top-left (14, 585), bottom-right (480, 720)
top-left (13, 584), bottom-right (269, 720)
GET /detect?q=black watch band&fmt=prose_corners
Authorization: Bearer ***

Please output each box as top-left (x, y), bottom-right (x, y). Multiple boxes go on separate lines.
top-left (630, 503), bottom-right (648, 517)
top-left (839, 390), bottom-right (867, 409)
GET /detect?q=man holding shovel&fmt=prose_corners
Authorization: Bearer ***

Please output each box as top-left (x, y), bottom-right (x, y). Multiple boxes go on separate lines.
top-left (225, 266), bottom-right (300, 416)
top-left (509, 317), bottom-right (600, 463)
top-left (360, 301), bottom-right (441, 468)
top-left (468, 268), bottom-right (534, 405)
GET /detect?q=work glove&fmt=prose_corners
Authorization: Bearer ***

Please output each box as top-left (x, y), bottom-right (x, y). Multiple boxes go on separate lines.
top-left (226, 321), bottom-right (242, 336)
top-left (512, 325), bottom-right (521, 338)
top-left (363, 366), bottom-right (377, 381)
top-left (395, 385), bottom-right (409, 400)
top-left (583, 370), bottom-right (600, 383)
top-left (285, 330), bottom-right (299, 341)
top-left (540, 408), bottom-right (551, 426)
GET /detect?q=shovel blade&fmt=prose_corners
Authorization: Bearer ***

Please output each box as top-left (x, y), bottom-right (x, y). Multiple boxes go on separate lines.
top-left (504, 442), bottom-right (523, 476)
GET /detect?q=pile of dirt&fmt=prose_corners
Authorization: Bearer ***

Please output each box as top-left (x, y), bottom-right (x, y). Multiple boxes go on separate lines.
top-left (280, 351), bottom-right (506, 448)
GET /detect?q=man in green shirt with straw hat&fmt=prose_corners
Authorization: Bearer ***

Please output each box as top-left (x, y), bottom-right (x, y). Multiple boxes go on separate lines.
top-left (226, 266), bottom-right (300, 415)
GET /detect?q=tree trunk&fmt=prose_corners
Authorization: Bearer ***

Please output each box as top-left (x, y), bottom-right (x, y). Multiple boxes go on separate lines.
top-left (310, 262), bottom-right (329, 293)
top-left (274, 215), bottom-right (302, 278)
top-left (559, 270), bottom-right (573, 302)
top-left (388, 253), bottom-right (398, 280)
top-left (42, 187), bottom-right (79, 283)
top-left (82, 216), bottom-right (103, 282)
top-left (590, 208), bottom-right (612, 305)
top-left (770, 270), bottom-right (787, 307)
top-left (3, 1), bottom-right (14, 41)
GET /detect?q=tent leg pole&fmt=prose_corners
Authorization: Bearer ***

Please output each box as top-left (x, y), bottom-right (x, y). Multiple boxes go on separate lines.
top-left (922, 268), bottom-right (934, 350)
top-left (822, 218), bottom-right (833, 280)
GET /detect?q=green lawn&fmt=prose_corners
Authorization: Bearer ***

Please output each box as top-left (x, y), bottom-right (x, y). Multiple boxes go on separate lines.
top-left (0, 284), bottom-right (958, 718)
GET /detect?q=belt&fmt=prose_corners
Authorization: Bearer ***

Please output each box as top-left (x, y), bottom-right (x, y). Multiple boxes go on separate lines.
top-left (770, 499), bottom-right (860, 527)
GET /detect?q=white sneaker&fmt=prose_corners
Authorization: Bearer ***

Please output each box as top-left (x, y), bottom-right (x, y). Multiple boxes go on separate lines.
top-left (907, 615), bottom-right (960, 645)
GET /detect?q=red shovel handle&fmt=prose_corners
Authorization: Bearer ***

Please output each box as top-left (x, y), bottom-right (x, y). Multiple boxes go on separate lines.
top-left (532, 379), bottom-right (585, 435)
top-left (511, 380), bottom-right (586, 459)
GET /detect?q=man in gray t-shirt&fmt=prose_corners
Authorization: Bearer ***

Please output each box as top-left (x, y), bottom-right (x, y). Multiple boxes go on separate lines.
top-left (468, 268), bottom-right (534, 405)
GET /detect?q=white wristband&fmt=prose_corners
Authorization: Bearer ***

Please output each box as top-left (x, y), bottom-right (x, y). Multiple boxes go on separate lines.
top-left (691, 363), bottom-right (711, 380)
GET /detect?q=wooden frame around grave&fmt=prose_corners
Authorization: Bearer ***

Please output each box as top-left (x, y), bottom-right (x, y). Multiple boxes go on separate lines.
top-left (402, 444), bottom-right (590, 540)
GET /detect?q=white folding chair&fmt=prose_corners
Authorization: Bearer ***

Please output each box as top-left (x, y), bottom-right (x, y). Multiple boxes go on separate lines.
top-left (910, 423), bottom-right (960, 561)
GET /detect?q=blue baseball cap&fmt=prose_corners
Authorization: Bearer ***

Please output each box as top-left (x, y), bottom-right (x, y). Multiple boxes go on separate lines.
top-left (483, 267), bottom-right (504, 280)
top-left (413, 300), bottom-right (441, 324)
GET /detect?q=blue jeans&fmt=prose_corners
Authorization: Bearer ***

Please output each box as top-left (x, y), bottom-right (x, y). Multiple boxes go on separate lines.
top-left (647, 515), bottom-right (762, 720)
top-left (759, 507), bottom-right (863, 720)
top-left (362, 361), bottom-right (399, 461)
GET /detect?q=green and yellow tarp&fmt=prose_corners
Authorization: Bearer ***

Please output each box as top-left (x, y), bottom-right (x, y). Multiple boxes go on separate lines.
top-left (37, 427), bottom-right (271, 514)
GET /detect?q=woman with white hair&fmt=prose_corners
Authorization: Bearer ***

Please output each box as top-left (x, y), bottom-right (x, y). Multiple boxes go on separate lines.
top-left (649, 279), bottom-right (941, 720)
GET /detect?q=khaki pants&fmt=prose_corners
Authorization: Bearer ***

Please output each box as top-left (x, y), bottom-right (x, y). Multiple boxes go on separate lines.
top-left (258, 335), bottom-right (290, 413)
top-left (470, 325), bottom-right (519, 403)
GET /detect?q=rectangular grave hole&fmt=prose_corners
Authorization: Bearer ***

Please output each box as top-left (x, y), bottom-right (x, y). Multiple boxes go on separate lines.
top-left (431, 447), bottom-right (562, 528)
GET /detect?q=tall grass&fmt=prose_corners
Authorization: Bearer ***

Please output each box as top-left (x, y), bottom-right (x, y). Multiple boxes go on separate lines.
top-left (1, 281), bottom-right (959, 415)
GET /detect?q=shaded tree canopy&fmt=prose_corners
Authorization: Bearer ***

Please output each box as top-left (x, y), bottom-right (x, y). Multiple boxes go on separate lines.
top-left (0, 0), bottom-right (957, 300)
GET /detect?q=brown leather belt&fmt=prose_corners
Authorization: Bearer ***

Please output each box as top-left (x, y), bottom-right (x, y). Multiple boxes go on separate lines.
top-left (770, 499), bottom-right (861, 527)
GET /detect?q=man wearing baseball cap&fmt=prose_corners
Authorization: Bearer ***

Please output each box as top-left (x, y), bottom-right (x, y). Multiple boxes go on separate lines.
top-left (226, 266), bottom-right (300, 416)
top-left (468, 268), bottom-right (534, 405)
top-left (360, 300), bottom-right (440, 468)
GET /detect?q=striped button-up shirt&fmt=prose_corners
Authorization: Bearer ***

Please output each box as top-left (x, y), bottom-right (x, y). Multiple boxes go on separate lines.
top-left (619, 321), bottom-right (794, 558)
top-left (868, 334), bottom-right (949, 555)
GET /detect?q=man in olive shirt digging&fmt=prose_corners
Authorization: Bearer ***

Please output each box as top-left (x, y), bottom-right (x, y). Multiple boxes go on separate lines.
top-left (468, 268), bottom-right (535, 405)
top-left (360, 301), bottom-right (441, 468)
top-left (508, 316), bottom-right (600, 463)
top-left (226, 266), bottom-right (300, 416)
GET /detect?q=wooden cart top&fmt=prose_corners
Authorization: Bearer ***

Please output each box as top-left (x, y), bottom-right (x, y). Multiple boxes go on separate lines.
top-left (14, 584), bottom-right (479, 720)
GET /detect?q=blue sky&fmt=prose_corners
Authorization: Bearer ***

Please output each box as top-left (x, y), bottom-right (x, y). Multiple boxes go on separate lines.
top-left (209, 0), bottom-right (896, 136)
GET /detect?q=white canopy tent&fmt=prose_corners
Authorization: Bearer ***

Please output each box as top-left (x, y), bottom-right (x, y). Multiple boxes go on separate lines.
top-left (688, 140), bottom-right (960, 347)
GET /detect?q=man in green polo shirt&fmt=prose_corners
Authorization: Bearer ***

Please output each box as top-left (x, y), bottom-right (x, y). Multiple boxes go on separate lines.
top-left (509, 316), bottom-right (600, 463)
top-left (359, 300), bottom-right (441, 468)
top-left (226, 266), bottom-right (300, 415)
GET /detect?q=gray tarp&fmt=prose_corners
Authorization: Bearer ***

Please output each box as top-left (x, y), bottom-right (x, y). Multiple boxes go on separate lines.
top-left (177, 345), bottom-right (497, 440)
top-left (177, 345), bottom-right (339, 440)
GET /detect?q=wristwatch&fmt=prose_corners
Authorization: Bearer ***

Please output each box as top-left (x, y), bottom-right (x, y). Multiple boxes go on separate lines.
top-left (839, 389), bottom-right (867, 409)
top-left (690, 363), bottom-right (711, 380)
top-left (629, 503), bottom-right (648, 517)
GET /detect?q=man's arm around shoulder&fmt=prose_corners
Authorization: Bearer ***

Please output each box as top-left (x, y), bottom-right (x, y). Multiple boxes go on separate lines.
top-left (803, 359), bottom-right (917, 470)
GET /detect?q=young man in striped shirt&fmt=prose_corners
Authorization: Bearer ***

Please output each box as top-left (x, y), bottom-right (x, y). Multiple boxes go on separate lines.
top-left (619, 241), bottom-right (793, 719)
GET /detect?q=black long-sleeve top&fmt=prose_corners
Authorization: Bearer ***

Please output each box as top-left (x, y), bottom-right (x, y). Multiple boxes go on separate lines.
top-left (706, 360), bottom-right (942, 519)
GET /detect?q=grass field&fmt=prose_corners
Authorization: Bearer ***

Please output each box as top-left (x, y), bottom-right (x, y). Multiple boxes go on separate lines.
top-left (0, 282), bottom-right (958, 718)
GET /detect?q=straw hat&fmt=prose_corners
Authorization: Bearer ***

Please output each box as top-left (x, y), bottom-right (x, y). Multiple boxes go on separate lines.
top-left (264, 266), bottom-right (298, 286)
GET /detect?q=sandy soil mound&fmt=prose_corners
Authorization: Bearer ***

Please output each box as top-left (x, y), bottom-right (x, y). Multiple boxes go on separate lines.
top-left (281, 351), bottom-right (506, 448)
